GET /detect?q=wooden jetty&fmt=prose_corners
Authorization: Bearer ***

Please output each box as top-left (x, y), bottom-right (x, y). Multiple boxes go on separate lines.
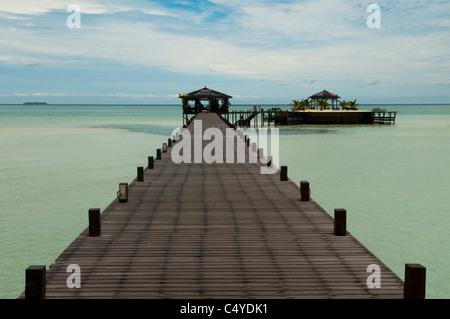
top-left (20, 113), bottom-right (423, 299)
top-left (223, 108), bottom-right (397, 127)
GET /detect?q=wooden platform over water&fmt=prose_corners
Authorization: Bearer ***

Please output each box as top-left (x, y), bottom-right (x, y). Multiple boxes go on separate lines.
top-left (19, 113), bottom-right (407, 299)
top-left (222, 109), bottom-right (397, 127)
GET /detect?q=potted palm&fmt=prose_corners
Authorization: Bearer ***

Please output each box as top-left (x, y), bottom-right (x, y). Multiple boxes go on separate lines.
top-left (290, 100), bottom-right (301, 111)
top-left (339, 100), bottom-right (348, 111)
top-left (317, 99), bottom-right (330, 111)
top-left (300, 98), bottom-right (311, 111)
top-left (348, 99), bottom-right (359, 110)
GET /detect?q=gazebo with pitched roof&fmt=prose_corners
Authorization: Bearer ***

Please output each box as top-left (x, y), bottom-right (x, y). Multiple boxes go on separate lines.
top-left (179, 87), bottom-right (232, 114)
top-left (309, 89), bottom-right (341, 110)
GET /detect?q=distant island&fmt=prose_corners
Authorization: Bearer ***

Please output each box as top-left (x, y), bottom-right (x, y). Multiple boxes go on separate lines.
top-left (23, 102), bottom-right (47, 105)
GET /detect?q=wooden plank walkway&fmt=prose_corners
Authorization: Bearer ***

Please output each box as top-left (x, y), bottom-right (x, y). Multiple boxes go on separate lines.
top-left (19, 113), bottom-right (404, 299)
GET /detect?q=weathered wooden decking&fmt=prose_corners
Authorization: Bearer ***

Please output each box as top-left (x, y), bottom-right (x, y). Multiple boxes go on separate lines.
top-left (19, 113), bottom-right (404, 299)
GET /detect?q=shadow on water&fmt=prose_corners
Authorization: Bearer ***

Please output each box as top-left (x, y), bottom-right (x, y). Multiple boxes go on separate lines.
top-left (96, 123), bottom-right (342, 136)
top-left (92, 124), bottom-right (178, 136)
top-left (278, 126), bottom-right (341, 135)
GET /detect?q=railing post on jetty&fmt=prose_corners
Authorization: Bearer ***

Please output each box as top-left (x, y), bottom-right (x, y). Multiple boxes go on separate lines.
top-left (148, 156), bottom-right (154, 169)
top-left (137, 166), bottom-right (144, 182)
top-left (88, 208), bottom-right (101, 237)
top-left (157, 149), bottom-right (162, 160)
top-left (300, 181), bottom-right (310, 201)
top-left (162, 143), bottom-right (167, 153)
top-left (25, 265), bottom-right (46, 299)
top-left (117, 183), bottom-right (128, 203)
top-left (334, 209), bottom-right (347, 236)
top-left (404, 264), bottom-right (426, 299)
top-left (168, 138), bottom-right (172, 147)
top-left (280, 166), bottom-right (288, 181)
top-left (267, 156), bottom-right (272, 167)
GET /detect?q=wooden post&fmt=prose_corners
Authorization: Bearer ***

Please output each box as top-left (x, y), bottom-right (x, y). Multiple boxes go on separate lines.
top-left (148, 156), bottom-right (154, 169)
top-left (25, 265), bottom-right (46, 299)
top-left (247, 138), bottom-right (250, 147)
top-left (137, 166), bottom-right (144, 182)
top-left (267, 155), bottom-right (272, 167)
top-left (88, 208), bottom-right (101, 237)
top-left (300, 181), bottom-right (310, 201)
top-left (404, 264), bottom-right (426, 299)
top-left (334, 209), bottom-right (347, 236)
top-left (168, 138), bottom-right (172, 147)
top-left (117, 183), bottom-right (128, 203)
top-left (280, 166), bottom-right (288, 181)
top-left (162, 143), bottom-right (167, 153)
top-left (157, 149), bottom-right (161, 160)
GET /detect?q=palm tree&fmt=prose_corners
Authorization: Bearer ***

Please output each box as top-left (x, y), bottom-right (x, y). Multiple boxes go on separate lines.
top-left (339, 100), bottom-right (348, 110)
top-left (348, 99), bottom-right (360, 110)
top-left (300, 98), bottom-right (311, 111)
top-left (317, 99), bottom-right (330, 110)
top-left (290, 100), bottom-right (301, 110)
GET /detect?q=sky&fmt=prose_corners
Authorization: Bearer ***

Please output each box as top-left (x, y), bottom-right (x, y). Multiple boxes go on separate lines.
top-left (0, 0), bottom-right (449, 104)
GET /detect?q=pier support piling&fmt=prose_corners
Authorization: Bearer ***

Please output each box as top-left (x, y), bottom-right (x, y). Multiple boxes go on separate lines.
top-left (300, 181), bottom-right (310, 201)
top-left (148, 156), bottom-right (154, 169)
top-left (334, 209), bottom-right (347, 236)
top-left (267, 156), bottom-right (272, 167)
top-left (157, 149), bottom-right (162, 160)
top-left (137, 167), bottom-right (144, 182)
top-left (404, 264), bottom-right (426, 299)
top-left (117, 183), bottom-right (128, 203)
top-left (280, 166), bottom-right (288, 181)
top-left (25, 265), bottom-right (46, 299)
top-left (88, 208), bottom-right (101, 237)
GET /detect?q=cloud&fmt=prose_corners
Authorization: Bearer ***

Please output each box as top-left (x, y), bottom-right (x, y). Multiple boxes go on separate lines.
top-left (0, 0), bottom-right (133, 15)
top-left (0, 12), bottom-right (31, 20)
top-left (1, 0), bottom-right (449, 102)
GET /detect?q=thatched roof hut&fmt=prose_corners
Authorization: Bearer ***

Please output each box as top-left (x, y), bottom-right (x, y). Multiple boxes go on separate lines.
top-left (179, 87), bottom-right (232, 114)
top-left (309, 90), bottom-right (341, 109)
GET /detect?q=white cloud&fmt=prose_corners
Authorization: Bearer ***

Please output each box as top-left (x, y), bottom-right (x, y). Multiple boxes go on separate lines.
top-left (0, 12), bottom-right (31, 20)
top-left (0, 0), bottom-right (133, 15)
top-left (1, 0), bottom-right (449, 102)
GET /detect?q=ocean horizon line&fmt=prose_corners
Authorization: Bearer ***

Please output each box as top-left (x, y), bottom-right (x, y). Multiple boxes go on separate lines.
top-left (1, 103), bottom-right (450, 106)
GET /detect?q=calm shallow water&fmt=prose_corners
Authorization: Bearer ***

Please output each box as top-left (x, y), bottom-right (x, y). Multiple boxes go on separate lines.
top-left (0, 104), bottom-right (449, 298)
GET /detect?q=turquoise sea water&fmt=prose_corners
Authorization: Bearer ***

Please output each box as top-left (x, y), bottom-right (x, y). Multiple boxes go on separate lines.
top-left (0, 103), bottom-right (449, 299)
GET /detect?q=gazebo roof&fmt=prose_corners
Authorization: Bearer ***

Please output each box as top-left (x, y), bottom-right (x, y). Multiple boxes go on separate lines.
top-left (180, 87), bottom-right (232, 100)
top-left (309, 90), bottom-right (341, 100)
